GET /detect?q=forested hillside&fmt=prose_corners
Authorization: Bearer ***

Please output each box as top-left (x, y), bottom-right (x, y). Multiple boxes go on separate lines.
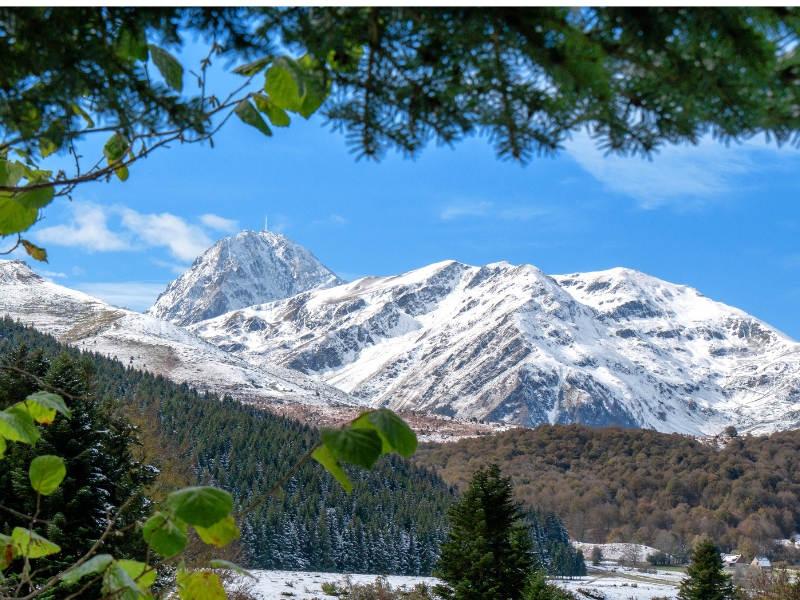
top-left (415, 424), bottom-right (800, 560)
top-left (0, 317), bottom-right (451, 575)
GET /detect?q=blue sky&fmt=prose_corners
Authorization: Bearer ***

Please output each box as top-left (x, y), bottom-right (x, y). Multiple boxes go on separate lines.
top-left (7, 42), bottom-right (800, 340)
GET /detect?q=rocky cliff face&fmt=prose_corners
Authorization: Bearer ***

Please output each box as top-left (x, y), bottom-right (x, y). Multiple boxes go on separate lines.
top-left (190, 261), bottom-right (800, 435)
top-left (147, 230), bottom-right (343, 326)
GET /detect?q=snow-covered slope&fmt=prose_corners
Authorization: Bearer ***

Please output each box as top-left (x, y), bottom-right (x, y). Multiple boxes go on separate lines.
top-left (0, 260), bottom-right (359, 408)
top-left (190, 261), bottom-right (800, 435)
top-left (147, 230), bottom-right (343, 326)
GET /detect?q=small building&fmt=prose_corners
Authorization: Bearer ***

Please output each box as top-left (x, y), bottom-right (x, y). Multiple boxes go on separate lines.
top-left (750, 556), bottom-right (772, 571)
top-left (722, 554), bottom-right (746, 568)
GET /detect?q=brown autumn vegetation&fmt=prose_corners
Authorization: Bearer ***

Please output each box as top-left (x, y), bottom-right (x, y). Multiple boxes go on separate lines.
top-left (414, 424), bottom-right (800, 562)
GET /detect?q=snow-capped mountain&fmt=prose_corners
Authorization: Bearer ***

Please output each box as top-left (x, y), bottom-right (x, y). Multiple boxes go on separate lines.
top-left (190, 261), bottom-right (800, 435)
top-left (147, 230), bottom-right (343, 326)
top-left (0, 259), bottom-right (359, 408)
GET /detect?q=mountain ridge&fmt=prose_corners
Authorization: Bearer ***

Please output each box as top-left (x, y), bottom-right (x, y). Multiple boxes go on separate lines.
top-left (190, 258), bottom-right (800, 435)
top-left (147, 229), bottom-right (343, 326)
top-left (0, 259), bottom-right (359, 409)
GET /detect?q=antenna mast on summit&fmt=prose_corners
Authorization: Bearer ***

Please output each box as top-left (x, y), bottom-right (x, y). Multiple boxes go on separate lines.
top-left (264, 215), bottom-right (268, 232)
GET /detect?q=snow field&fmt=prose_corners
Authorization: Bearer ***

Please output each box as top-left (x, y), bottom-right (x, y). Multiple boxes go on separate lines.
top-left (246, 568), bottom-right (684, 599)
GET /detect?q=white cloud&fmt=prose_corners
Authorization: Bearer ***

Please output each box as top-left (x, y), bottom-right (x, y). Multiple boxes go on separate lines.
top-left (441, 201), bottom-right (492, 220)
top-left (37, 270), bottom-right (67, 279)
top-left (31, 202), bottom-right (234, 264)
top-left (120, 209), bottom-right (212, 262)
top-left (200, 214), bottom-right (239, 232)
top-left (72, 266), bottom-right (85, 276)
top-left (72, 282), bottom-right (167, 312)
top-left (564, 130), bottom-right (798, 209)
top-left (35, 202), bottom-right (130, 251)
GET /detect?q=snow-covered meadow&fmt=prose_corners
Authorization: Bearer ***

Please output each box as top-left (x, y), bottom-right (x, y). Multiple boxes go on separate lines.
top-left (246, 566), bottom-right (684, 599)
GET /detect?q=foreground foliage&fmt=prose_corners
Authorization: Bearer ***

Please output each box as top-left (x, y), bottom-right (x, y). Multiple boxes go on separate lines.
top-left (5, 7), bottom-right (800, 258)
top-left (415, 424), bottom-right (800, 559)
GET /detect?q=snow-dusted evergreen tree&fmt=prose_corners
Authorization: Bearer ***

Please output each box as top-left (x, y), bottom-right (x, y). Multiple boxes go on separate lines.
top-left (525, 510), bottom-right (586, 578)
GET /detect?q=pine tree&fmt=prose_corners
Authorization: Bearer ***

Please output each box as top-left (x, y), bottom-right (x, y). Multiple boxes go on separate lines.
top-left (677, 539), bottom-right (737, 600)
top-left (434, 464), bottom-right (533, 600)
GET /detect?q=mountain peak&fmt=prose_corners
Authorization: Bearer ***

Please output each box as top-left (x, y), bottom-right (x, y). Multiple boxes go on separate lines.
top-left (147, 230), bottom-right (343, 326)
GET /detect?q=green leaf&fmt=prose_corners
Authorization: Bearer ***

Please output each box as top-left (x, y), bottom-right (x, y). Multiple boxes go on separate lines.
top-left (0, 437), bottom-right (6, 460)
top-left (39, 138), bottom-right (57, 158)
top-left (321, 426), bottom-right (383, 469)
top-left (148, 45), bottom-right (184, 92)
top-left (103, 561), bottom-right (147, 600)
top-left (118, 559), bottom-right (157, 588)
top-left (253, 94), bottom-right (291, 127)
top-left (166, 486), bottom-right (233, 528)
top-left (351, 409), bottom-right (418, 458)
top-left (312, 444), bottom-right (352, 493)
top-left (0, 533), bottom-right (19, 570)
top-left (116, 27), bottom-right (149, 62)
top-left (233, 100), bottom-right (272, 137)
top-left (177, 569), bottom-right (227, 600)
top-left (71, 103), bottom-right (95, 128)
top-left (209, 560), bottom-right (255, 578)
top-left (0, 160), bottom-right (26, 187)
top-left (12, 527), bottom-right (60, 558)
top-left (20, 239), bottom-right (48, 263)
top-left (39, 121), bottom-right (65, 158)
top-left (29, 455), bottom-right (66, 496)
top-left (232, 57), bottom-right (273, 77)
top-left (13, 184), bottom-right (55, 211)
top-left (0, 407), bottom-right (40, 444)
top-left (325, 43), bottom-right (364, 73)
top-left (103, 132), bottom-right (129, 163)
top-left (61, 554), bottom-right (113, 584)
top-left (264, 57), bottom-right (306, 113)
top-left (297, 55), bottom-right (330, 119)
top-left (142, 511), bottom-right (187, 558)
top-left (194, 515), bottom-right (239, 548)
top-left (23, 391), bottom-right (71, 422)
top-left (0, 196), bottom-right (37, 236)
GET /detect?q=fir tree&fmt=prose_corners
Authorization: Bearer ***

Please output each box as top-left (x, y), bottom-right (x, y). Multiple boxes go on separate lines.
top-left (677, 539), bottom-right (737, 600)
top-left (434, 464), bottom-right (533, 600)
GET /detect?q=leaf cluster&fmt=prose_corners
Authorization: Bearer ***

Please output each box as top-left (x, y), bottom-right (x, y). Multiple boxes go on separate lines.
top-left (267, 7), bottom-right (800, 160)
